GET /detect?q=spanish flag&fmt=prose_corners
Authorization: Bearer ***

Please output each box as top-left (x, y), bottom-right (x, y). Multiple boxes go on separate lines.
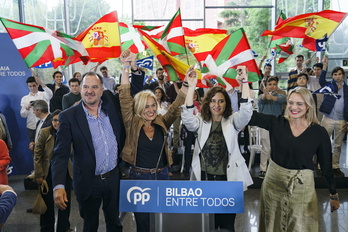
top-left (139, 29), bottom-right (203, 83)
top-left (75, 11), bottom-right (121, 62)
top-left (262, 10), bottom-right (347, 40)
top-left (184, 27), bottom-right (228, 63)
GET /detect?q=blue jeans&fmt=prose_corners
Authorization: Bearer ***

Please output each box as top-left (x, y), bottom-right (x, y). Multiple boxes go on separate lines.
top-left (129, 167), bottom-right (169, 232)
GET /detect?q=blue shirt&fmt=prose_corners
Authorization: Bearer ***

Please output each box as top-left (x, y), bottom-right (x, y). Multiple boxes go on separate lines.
top-left (82, 101), bottom-right (118, 175)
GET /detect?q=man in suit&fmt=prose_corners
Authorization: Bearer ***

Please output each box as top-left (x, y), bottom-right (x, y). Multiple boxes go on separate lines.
top-left (51, 71), bottom-right (125, 231)
top-left (0, 185), bottom-right (16, 231)
top-left (143, 68), bottom-right (170, 93)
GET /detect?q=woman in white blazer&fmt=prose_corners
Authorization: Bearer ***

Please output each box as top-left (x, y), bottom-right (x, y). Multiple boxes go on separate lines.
top-left (181, 66), bottom-right (253, 232)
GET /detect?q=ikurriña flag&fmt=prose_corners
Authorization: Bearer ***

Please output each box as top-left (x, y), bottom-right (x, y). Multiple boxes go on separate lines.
top-left (202, 28), bottom-right (261, 87)
top-left (159, 8), bottom-right (186, 56)
top-left (0, 17), bottom-right (89, 68)
top-left (75, 11), bottom-right (121, 62)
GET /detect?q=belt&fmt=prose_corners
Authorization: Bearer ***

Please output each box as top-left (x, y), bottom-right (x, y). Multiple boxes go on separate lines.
top-left (131, 166), bottom-right (166, 174)
top-left (96, 167), bottom-right (118, 180)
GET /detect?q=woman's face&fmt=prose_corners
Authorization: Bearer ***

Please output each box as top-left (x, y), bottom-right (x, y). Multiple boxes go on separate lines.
top-left (209, 92), bottom-right (226, 120)
top-left (287, 93), bottom-right (308, 120)
top-left (154, 89), bottom-right (163, 101)
top-left (193, 91), bottom-right (198, 101)
top-left (142, 97), bottom-right (157, 122)
top-left (52, 114), bottom-right (60, 130)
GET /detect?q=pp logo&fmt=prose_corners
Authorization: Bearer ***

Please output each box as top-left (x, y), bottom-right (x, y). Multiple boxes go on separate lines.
top-left (127, 186), bottom-right (151, 205)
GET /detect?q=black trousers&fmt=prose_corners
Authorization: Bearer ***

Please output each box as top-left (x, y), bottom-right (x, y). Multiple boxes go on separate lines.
top-left (41, 168), bottom-right (72, 232)
top-left (77, 168), bottom-right (122, 232)
top-left (201, 172), bottom-right (236, 232)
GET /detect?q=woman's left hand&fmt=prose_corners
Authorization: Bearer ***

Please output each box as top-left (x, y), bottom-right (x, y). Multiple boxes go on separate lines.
top-left (120, 49), bottom-right (136, 66)
top-left (330, 199), bottom-right (340, 212)
top-left (236, 66), bottom-right (248, 84)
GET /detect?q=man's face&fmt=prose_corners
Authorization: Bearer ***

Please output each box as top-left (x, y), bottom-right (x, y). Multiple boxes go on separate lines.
top-left (313, 66), bottom-right (322, 77)
top-left (32, 108), bottom-right (41, 118)
top-left (332, 70), bottom-right (344, 84)
top-left (28, 82), bottom-right (38, 94)
top-left (81, 75), bottom-right (104, 106)
top-left (266, 81), bottom-right (277, 92)
top-left (156, 70), bottom-right (164, 81)
top-left (101, 69), bottom-right (108, 78)
top-left (53, 73), bottom-right (63, 85)
top-left (69, 81), bottom-right (80, 95)
top-left (264, 66), bottom-right (272, 76)
top-left (296, 75), bottom-right (308, 87)
top-left (296, 57), bottom-right (304, 68)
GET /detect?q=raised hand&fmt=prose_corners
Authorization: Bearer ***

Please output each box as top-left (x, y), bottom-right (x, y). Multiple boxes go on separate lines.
top-left (236, 66), bottom-right (248, 84)
top-left (185, 66), bottom-right (197, 88)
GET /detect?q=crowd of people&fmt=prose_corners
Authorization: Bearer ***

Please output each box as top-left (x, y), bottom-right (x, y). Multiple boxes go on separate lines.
top-left (0, 49), bottom-right (345, 231)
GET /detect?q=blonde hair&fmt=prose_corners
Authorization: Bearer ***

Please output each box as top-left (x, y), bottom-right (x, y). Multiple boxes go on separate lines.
top-left (133, 90), bottom-right (158, 119)
top-left (284, 87), bottom-right (318, 124)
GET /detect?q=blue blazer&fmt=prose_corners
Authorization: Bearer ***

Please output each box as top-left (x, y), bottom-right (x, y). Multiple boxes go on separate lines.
top-left (0, 191), bottom-right (16, 227)
top-left (51, 90), bottom-right (125, 201)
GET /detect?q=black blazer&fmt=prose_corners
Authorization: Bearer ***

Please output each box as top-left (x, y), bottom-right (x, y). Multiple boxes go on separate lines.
top-left (51, 90), bottom-right (125, 201)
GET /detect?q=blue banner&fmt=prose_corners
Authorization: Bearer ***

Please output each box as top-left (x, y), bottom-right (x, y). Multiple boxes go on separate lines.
top-left (136, 56), bottom-right (153, 70)
top-left (120, 180), bottom-right (244, 213)
top-left (35, 61), bottom-right (53, 69)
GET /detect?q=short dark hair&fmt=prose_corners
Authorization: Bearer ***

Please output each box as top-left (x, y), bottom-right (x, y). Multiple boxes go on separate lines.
top-left (296, 55), bottom-right (304, 60)
top-left (51, 109), bottom-right (62, 118)
top-left (264, 63), bottom-right (272, 68)
top-left (26, 76), bottom-right (36, 84)
top-left (298, 73), bottom-right (309, 81)
top-left (68, 78), bottom-right (80, 86)
top-left (33, 100), bottom-right (48, 113)
top-left (312, 63), bottom-right (323, 69)
top-left (81, 71), bottom-right (103, 85)
top-left (156, 68), bottom-right (164, 75)
top-left (99, 66), bottom-right (108, 71)
top-left (331, 66), bottom-right (345, 76)
top-left (266, 76), bottom-right (278, 83)
top-left (52, 71), bottom-right (63, 78)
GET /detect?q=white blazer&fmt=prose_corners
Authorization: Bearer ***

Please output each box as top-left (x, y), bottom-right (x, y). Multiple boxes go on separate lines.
top-left (181, 99), bottom-right (254, 191)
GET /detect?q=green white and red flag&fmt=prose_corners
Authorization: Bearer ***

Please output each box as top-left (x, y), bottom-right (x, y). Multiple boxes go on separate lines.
top-left (268, 11), bottom-right (290, 49)
top-left (202, 28), bottom-right (261, 87)
top-left (0, 17), bottom-right (89, 68)
top-left (119, 22), bottom-right (147, 53)
top-left (276, 40), bottom-right (294, 63)
top-left (159, 8), bottom-right (186, 56)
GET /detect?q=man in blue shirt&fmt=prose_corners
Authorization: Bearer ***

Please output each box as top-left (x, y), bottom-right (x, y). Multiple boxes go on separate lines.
top-left (51, 71), bottom-right (125, 231)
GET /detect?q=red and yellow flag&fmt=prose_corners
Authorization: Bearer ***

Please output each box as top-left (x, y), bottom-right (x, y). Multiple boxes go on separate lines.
top-left (75, 11), bottom-right (121, 62)
top-left (184, 27), bottom-right (227, 63)
top-left (261, 10), bottom-right (347, 40)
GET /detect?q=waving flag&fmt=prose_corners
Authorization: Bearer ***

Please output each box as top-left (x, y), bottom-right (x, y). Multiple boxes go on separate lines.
top-left (135, 25), bottom-right (164, 40)
top-left (202, 28), bottom-right (261, 87)
top-left (136, 56), bottom-right (154, 70)
top-left (140, 30), bottom-right (204, 86)
top-left (313, 82), bottom-right (341, 99)
top-left (184, 27), bottom-right (228, 63)
top-left (0, 17), bottom-right (89, 68)
top-left (120, 22), bottom-right (147, 53)
top-left (276, 40), bottom-right (294, 64)
top-left (159, 8), bottom-right (186, 56)
top-left (262, 10), bottom-right (347, 51)
top-left (268, 11), bottom-right (290, 49)
top-left (75, 11), bottom-right (121, 62)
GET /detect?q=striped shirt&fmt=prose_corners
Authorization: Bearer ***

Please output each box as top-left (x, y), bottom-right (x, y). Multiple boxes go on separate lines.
top-left (82, 101), bottom-right (118, 175)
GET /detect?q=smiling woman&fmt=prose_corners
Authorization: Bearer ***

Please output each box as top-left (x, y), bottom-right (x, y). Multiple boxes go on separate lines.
top-left (118, 49), bottom-right (189, 232)
top-left (249, 87), bottom-right (339, 232)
